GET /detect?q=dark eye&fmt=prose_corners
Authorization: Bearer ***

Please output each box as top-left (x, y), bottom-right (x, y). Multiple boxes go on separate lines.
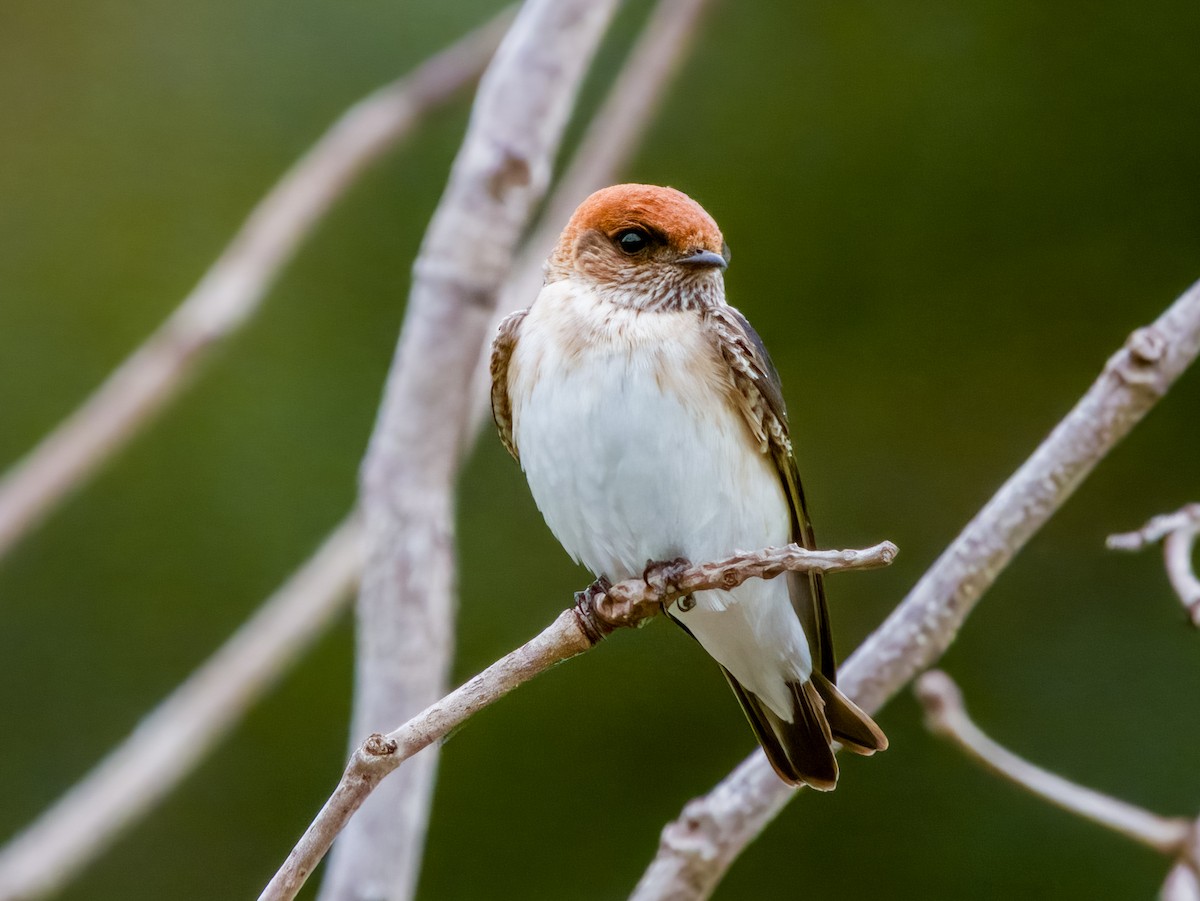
top-left (615, 228), bottom-right (650, 254)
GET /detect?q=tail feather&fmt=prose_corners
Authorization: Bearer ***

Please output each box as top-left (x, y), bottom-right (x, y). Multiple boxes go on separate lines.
top-left (722, 670), bottom-right (839, 791)
top-left (722, 670), bottom-right (888, 789)
top-left (811, 671), bottom-right (888, 756)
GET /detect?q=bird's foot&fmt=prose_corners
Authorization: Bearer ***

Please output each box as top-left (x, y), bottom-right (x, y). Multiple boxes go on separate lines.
top-left (573, 576), bottom-right (614, 644)
top-left (642, 556), bottom-right (693, 610)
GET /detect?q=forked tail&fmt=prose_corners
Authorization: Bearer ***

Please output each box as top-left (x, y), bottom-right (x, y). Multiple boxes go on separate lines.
top-left (723, 669), bottom-right (888, 791)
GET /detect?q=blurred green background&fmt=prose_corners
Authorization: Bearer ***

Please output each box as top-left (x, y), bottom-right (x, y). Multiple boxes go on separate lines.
top-left (2, 1), bottom-right (1199, 898)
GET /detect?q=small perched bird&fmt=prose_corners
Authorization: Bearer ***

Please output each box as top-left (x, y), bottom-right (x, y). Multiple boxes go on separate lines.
top-left (490, 184), bottom-right (886, 789)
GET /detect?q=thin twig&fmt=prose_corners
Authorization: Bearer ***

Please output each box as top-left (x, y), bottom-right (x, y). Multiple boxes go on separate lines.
top-left (915, 670), bottom-right (1191, 854)
top-left (1165, 528), bottom-right (1200, 627)
top-left (917, 670), bottom-right (1200, 900)
top-left (631, 278), bottom-right (1200, 901)
top-left (0, 11), bottom-right (511, 566)
top-left (259, 542), bottom-right (896, 901)
top-left (1107, 505), bottom-right (1200, 550)
top-left (325, 3), bottom-right (621, 900)
top-left (262, 611), bottom-right (590, 901)
top-left (0, 518), bottom-right (362, 901)
top-left (1108, 504), bottom-right (1200, 625)
top-left (604, 541), bottom-right (897, 618)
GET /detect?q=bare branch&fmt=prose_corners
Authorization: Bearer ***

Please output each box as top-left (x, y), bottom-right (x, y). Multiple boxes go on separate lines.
top-left (1163, 850), bottom-right (1200, 901)
top-left (602, 541), bottom-right (897, 622)
top-left (917, 670), bottom-right (1200, 900)
top-left (1108, 504), bottom-right (1200, 625)
top-left (326, 3), bottom-right (621, 900)
top-left (915, 670), bottom-right (1191, 854)
top-left (260, 610), bottom-right (590, 901)
top-left (0, 12), bottom-right (510, 565)
top-left (1107, 505), bottom-right (1200, 550)
top-left (259, 542), bottom-right (895, 901)
top-left (1165, 529), bottom-right (1200, 627)
top-left (0, 518), bottom-right (362, 901)
top-left (0, 5), bottom-right (713, 896)
top-left (631, 277), bottom-right (1200, 901)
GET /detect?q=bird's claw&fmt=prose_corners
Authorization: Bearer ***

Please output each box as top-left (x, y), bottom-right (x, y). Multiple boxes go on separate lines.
top-left (642, 556), bottom-right (692, 600)
top-left (573, 576), bottom-right (613, 643)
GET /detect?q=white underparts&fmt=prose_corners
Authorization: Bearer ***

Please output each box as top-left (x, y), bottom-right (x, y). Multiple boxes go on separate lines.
top-left (509, 280), bottom-right (812, 718)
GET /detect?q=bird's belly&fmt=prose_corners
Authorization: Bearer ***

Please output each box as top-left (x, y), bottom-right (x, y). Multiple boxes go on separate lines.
top-left (509, 310), bottom-right (813, 709)
top-left (514, 344), bottom-right (789, 583)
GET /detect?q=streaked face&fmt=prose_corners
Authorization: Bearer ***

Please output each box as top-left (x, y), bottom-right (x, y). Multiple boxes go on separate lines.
top-left (549, 184), bottom-right (730, 311)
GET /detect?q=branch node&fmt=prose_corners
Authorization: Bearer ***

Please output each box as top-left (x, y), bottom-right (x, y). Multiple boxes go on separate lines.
top-left (1129, 326), bottom-right (1167, 365)
top-left (660, 799), bottom-right (720, 862)
top-left (486, 143), bottom-right (534, 200)
top-left (362, 733), bottom-right (399, 759)
top-left (1113, 325), bottom-right (1169, 388)
top-left (913, 670), bottom-right (961, 736)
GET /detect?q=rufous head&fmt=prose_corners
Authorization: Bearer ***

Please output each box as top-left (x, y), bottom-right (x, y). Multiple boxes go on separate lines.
top-left (546, 184), bottom-right (730, 310)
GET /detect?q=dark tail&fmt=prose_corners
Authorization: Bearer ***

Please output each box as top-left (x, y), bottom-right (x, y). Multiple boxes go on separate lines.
top-left (723, 670), bottom-right (888, 791)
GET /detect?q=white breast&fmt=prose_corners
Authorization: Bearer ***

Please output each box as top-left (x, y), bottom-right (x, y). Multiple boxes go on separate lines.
top-left (507, 280), bottom-right (812, 715)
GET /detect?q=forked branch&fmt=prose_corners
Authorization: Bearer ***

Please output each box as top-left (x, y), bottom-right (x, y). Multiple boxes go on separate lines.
top-left (916, 670), bottom-right (1200, 897)
top-left (0, 11), bottom-right (511, 565)
top-left (916, 670), bottom-right (1191, 854)
top-left (258, 541), bottom-right (897, 901)
top-left (331, 1), bottom-right (622, 897)
top-left (0, 3), bottom-right (720, 897)
top-left (0, 520), bottom-right (362, 901)
top-left (1108, 504), bottom-right (1200, 626)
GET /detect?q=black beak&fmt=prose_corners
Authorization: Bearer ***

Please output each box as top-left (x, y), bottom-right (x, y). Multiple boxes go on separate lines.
top-left (677, 249), bottom-right (728, 271)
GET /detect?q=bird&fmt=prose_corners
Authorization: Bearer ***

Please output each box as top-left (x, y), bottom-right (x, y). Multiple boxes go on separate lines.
top-left (489, 184), bottom-right (886, 789)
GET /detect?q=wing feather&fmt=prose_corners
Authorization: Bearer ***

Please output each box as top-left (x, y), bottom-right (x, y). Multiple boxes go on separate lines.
top-left (701, 304), bottom-right (837, 682)
top-left (489, 308), bottom-right (528, 464)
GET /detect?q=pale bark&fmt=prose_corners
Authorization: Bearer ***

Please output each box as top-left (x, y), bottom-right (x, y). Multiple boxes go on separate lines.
top-left (916, 670), bottom-right (1200, 899)
top-left (0, 519), bottom-right (362, 901)
top-left (1109, 504), bottom-right (1200, 625)
top-left (916, 670), bottom-right (1191, 853)
top-left (631, 277), bottom-right (1200, 901)
top-left (1163, 853), bottom-right (1200, 901)
top-left (320, 3), bottom-right (621, 900)
top-left (0, 15), bottom-right (509, 565)
top-left (259, 542), bottom-right (896, 901)
top-left (0, 3), bottom-right (711, 895)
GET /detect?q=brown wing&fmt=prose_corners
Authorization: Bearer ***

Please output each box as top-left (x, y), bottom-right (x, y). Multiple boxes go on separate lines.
top-left (489, 308), bottom-right (528, 464)
top-left (702, 304), bottom-right (837, 682)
